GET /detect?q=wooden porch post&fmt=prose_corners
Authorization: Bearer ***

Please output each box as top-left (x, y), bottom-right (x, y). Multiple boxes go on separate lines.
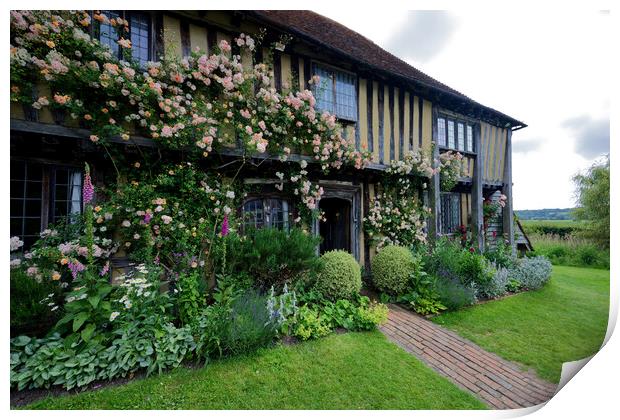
top-left (471, 123), bottom-right (485, 251)
top-left (502, 128), bottom-right (516, 254)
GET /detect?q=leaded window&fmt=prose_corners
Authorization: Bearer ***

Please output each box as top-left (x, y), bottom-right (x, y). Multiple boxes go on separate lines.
top-left (437, 118), bottom-right (446, 146)
top-left (10, 161), bottom-right (83, 249)
top-left (312, 63), bottom-right (357, 121)
top-left (447, 120), bottom-right (455, 149)
top-left (440, 192), bottom-right (461, 234)
top-left (242, 198), bottom-right (290, 231)
top-left (436, 116), bottom-right (475, 153)
top-left (129, 12), bottom-right (151, 66)
top-left (98, 11), bottom-right (152, 67)
top-left (457, 123), bottom-right (465, 150)
top-left (51, 168), bottom-right (83, 224)
top-left (98, 11), bottom-right (121, 58)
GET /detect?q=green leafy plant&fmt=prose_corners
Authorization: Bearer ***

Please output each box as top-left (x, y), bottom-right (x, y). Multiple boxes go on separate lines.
top-left (371, 245), bottom-right (417, 295)
top-left (177, 271), bottom-right (204, 326)
top-left (313, 250), bottom-right (361, 301)
top-left (10, 269), bottom-right (62, 337)
top-left (509, 256), bottom-right (553, 290)
top-left (292, 305), bottom-right (331, 341)
top-left (434, 275), bottom-right (477, 311)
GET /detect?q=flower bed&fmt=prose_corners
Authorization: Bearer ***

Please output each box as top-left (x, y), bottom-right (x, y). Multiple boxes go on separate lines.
top-left (373, 237), bottom-right (553, 316)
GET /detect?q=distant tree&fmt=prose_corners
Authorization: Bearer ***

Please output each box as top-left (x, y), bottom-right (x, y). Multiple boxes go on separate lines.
top-left (572, 156), bottom-right (610, 248)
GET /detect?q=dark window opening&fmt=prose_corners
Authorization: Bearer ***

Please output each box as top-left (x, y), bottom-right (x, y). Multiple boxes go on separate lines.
top-left (242, 198), bottom-right (290, 231)
top-left (440, 192), bottom-right (461, 235)
top-left (10, 160), bottom-right (83, 250)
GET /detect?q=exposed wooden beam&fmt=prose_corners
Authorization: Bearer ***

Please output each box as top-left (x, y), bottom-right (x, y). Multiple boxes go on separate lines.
top-left (502, 129), bottom-right (515, 254)
top-left (428, 105), bottom-right (441, 240)
top-left (471, 122), bottom-right (485, 251)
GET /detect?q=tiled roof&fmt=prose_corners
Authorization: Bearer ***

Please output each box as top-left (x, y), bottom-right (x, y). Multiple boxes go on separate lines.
top-left (251, 10), bottom-right (525, 127)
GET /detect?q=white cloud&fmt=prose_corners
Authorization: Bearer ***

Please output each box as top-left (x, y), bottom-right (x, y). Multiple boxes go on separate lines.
top-left (563, 115), bottom-right (610, 160)
top-left (317, 8), bottom-right (611, 210)
top-left (384, 11), bottom-right (458, 63)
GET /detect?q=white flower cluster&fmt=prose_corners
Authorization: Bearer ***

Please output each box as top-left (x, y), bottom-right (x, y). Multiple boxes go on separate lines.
top-left (117, 264), bottom-right (153, 310)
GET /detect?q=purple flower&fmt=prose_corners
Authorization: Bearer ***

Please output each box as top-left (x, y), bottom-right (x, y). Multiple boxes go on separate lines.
top-left (68, 259), bottom-right (86, 279)
top-left (221, 215), bottom-right (229, 237)
top-left (143, 213), bottom-right (152, 224)
top-left (100, 261), bottom-right (110, 277)
top-left (83, 163), bottom-right (95, 204)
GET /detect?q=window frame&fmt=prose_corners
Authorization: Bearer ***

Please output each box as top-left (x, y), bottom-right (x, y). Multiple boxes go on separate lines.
top-left (439, 192), bottom-right (462, 235)
top-left (241, 196), bottom-right (293, 232)
top-left (10, 160), bottom-right (84, 249)
top-left (95, 10), bottom-right (156, 67)
top-left (311, 61), bottom-right (358, 122)
top-left (436, 113), bottom-right (477, 154)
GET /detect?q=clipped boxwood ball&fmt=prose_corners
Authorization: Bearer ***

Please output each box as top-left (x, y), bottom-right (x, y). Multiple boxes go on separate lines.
top-left (314, 250), bottom-right (362, 300)
top-left (371, 245), bottom-right (414, 295)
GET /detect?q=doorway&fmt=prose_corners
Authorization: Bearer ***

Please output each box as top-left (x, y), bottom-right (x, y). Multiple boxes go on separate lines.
top-left (319, 197), bottom-right (351, 254)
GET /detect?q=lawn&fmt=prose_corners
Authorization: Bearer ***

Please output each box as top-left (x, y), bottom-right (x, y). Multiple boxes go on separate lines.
top-left (22, 330), bottom-right (485, 410)
top-left (432, 265), bottom-right (609, 383)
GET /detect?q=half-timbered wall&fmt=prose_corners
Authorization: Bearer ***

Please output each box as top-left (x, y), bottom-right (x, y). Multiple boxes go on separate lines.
top-left (10, 10), bottom-right (519, 261)
top-left (480, 122), bottom-right (509, 186)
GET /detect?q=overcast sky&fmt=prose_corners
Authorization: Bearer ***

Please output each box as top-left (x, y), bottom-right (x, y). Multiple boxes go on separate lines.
top-left (316, 9), bottom-right (610, 210)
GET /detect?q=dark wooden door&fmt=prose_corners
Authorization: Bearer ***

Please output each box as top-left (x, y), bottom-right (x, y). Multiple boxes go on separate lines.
top-left (319, 197), bottom-right (351, 254)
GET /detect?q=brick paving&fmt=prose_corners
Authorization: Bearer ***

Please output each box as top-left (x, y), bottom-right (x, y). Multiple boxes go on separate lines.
top-left (379, 304), bottom-right (557, 409)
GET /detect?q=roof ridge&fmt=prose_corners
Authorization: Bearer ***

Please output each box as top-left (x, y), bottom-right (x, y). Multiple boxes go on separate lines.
top-left (302, 11), bottom-right (472, 100)
top-left (251, 10), bottom-right (524, 127)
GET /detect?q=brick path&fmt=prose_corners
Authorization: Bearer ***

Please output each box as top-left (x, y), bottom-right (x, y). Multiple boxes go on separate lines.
top-left (379, 304), bottom-right (557, 409)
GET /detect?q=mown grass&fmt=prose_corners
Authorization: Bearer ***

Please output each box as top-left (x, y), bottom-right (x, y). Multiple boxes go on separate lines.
top-left (432, 266), bottom-right (609, 383)
top-left (23, 330), bottom-right (486, 410)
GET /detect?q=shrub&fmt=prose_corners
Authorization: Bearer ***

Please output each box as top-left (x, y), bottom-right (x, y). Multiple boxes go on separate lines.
top-left (485, 265), bottom-right (510, 298)
top-left (577, 244), bottom-right (601, 267)
top-left (424, 237), bottom-right (462, 276)
top-left (484, 242), bottom-right (517, 269)
top-left (225, 228), bottom-right (321, 291)
top-left (434, 275), bottom-right (477, 311)
top-left (222, 289), bottom-right (278, 355)
top-left (426, 237), bottom-right (503, 300)
top-left (10, 269), bottom-right (62, 337)
top-left (371, 245), bottom-right (417, 295)
top-left (510, 256), bottom-right (553, 290)
top-left (313, 250), bottom-right (361, 301)
top-left (458, 251), bottom-right (492, 288)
